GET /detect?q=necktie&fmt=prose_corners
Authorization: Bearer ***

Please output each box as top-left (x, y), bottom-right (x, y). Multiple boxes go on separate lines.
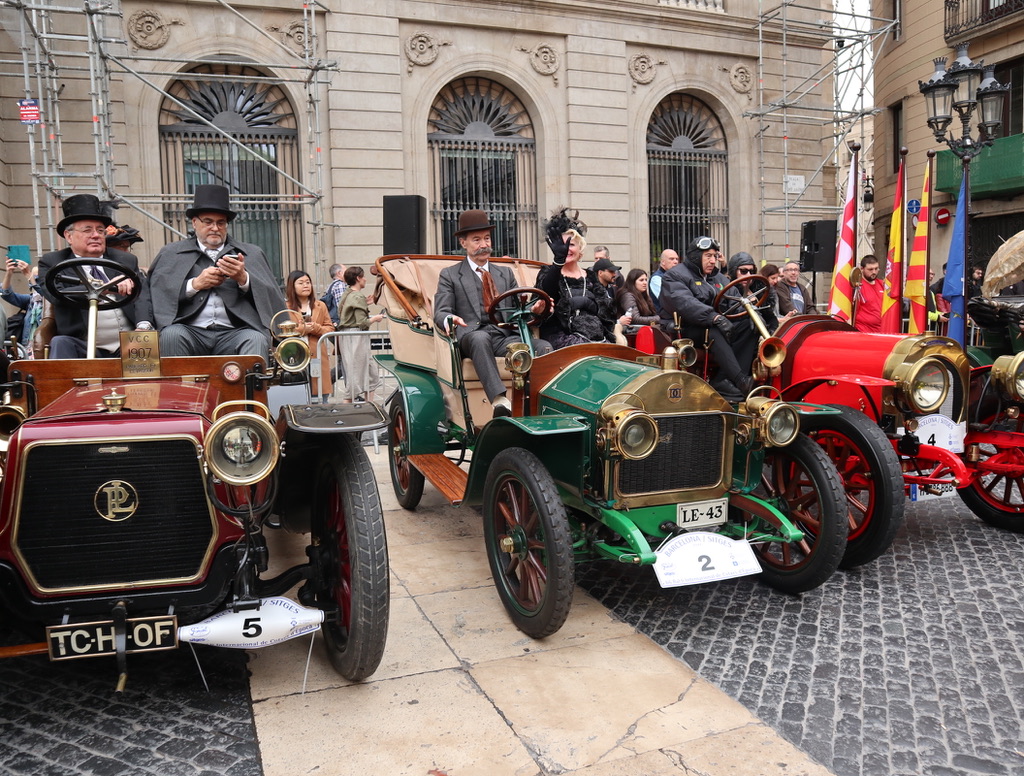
top-left (478, 266), bottom-right (497, 311)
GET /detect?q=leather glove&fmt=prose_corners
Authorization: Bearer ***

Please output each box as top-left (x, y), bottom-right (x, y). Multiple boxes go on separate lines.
top-left (713, 315), bottom-right (734, 342)
top-left (547, 234), bottom-right (570, 266)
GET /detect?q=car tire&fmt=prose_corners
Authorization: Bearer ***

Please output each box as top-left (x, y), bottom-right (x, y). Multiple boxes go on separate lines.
top-left (745, 434), bottom-right (849, 593)
top-left (311, 435), bottom-right (390, 681)
top-left (389, 401), bottom-right (425, 510)
top-left (800, 404), bottom-right (906, 567)
top-left (483, 447), bottom-right (574, 638)
top-left (958, 441), bottom-right (1024, 532)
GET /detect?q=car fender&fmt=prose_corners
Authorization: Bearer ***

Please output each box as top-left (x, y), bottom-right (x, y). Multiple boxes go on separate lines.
top-left (382, 360), bottom-right (447, 455)
top-left (462, 415), bottom-right (589, 507)
top-left (780, 375), bottom-right (895, 421)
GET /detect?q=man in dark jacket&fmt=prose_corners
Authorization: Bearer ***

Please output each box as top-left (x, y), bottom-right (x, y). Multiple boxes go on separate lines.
top-left (136, 185), bottom-right (286, 356)
top-left (38, 194), bottom-right (140, 358)
top-left (660, 236), bottom-right (754, 398)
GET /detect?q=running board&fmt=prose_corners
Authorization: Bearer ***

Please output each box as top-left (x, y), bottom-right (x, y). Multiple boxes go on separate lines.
top-left (408, 453), bottom-right (468, 506)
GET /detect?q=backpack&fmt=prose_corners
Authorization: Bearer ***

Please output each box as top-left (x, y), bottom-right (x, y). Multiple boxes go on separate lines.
top-left (321, 280), bottom-right (343, 327)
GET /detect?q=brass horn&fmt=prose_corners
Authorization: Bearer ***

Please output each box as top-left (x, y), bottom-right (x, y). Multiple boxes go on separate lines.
top-left (758, 336), bottom-right (787, 369)
top-left (0, 404), bottom-right (27, 450)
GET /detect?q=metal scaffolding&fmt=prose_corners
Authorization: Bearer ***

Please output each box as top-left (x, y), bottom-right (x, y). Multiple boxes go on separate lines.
top-left (0, 0), bottom-right (335, 283)
top-left (751, 0), bottom-right (898, 258)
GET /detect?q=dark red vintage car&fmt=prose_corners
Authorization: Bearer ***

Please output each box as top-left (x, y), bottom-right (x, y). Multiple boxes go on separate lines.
top-left (0, 258), bottom-right (389, 686)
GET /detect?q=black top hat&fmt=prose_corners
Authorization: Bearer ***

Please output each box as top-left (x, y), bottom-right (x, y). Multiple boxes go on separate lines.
top-left (185, 184), bottom-right (237, 222)
top-left (56, 194), bottom-right (113, 236)
top-left (454, 209), bottom-right (495, 237)
top-left (106, 224), bottom-right (144, 246)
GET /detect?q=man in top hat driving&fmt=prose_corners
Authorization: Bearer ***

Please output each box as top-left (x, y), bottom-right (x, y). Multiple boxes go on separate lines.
top-left (433, 209), bottom-right (551, 418)
top-left (38, 194), bottom-right (140, 358)
top-left (136, 184), bottom-right (286, 356)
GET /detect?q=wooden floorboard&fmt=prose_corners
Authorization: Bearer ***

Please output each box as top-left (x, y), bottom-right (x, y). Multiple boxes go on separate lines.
top-left (408, 453), bottom-right (468, 505)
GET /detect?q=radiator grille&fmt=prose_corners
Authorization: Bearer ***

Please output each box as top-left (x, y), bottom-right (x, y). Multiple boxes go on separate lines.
top-left (15, 438), bottom-right (215, 590)
top-left (617, 414), bottom-right (725, 495)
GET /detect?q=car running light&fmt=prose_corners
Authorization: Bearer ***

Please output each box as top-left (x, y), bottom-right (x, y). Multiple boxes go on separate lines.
top-left (205, 412), bottom-right (280, 485)
top-left (745, 396), bottom-right (799, 447)
top-left (274, 337), bottom-right (311, 373)
top-left (991, 352), bottom-right (1024, 401)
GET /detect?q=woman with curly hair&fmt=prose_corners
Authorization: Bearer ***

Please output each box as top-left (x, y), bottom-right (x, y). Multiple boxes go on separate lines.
top-left (536, 207), bottom-right (628, 349)
top-left (615, 268), bottom-right (660, 328)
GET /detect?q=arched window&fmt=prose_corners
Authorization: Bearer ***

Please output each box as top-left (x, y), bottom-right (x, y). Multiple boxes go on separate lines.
top-left (428, 77), bottom-right (537, 256)
top-left (159, 63), bottom-right (301, 282)
top-left (647, 94), bottom-right (728, 260)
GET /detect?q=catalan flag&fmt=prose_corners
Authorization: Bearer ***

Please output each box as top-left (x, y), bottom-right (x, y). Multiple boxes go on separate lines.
top-left (829, 147), bottom-right (858, 322)
top-left (905, 161), bottom-right (931, 334)
top-left (880, 158), bottom-right (905, 333)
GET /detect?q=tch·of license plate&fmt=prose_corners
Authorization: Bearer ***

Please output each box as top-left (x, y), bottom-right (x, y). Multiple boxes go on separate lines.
top-left (676, 497), bottom-right (728, 530)
top-left (47, 615), bottom-right (178, 661)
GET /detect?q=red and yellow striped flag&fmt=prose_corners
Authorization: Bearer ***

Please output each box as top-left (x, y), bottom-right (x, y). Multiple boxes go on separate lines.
top-left (880, 158), bottom-right (905, 333)
top-left (905, 162), bottom-right (931, 334)
top-left (829, 149), bottom-right (858, 321)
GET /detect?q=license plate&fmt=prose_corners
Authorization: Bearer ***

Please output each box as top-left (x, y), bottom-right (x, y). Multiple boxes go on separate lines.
top-left (654, 531), bottom-right (762, 588)
top-left (46, 615), bottom-right (178, 661)
top-left (675, 497), bottom-right (728, 529)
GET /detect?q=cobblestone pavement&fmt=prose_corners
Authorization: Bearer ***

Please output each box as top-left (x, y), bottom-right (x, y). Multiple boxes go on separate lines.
top-left (577, 494), bottom-right (1024, 776)
top-left (0, 642), bottom-right (259, 776)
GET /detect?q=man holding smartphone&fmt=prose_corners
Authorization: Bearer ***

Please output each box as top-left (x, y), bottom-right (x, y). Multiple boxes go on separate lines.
top-left (136, 184), bottom-right (285, 356)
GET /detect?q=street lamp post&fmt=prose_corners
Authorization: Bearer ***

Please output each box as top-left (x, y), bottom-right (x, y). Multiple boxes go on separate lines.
top-left (919, 42), bottom-right (1008, 323)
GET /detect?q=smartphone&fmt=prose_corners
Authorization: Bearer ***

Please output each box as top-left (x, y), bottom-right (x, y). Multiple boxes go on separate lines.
top-left (6, 245), bottom-right (31, 265)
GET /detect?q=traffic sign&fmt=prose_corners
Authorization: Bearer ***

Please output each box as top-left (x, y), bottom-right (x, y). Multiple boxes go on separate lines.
top-left (907, 199), bottom-right (922, 215)
top-left (935, 207), bottom-right (951, 226)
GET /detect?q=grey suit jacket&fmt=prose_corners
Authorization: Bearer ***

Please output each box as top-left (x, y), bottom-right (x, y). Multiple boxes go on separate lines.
top-left (137, 236), bottom-right (286, 332)
top-left (433, 259), bottom-right (517, 339)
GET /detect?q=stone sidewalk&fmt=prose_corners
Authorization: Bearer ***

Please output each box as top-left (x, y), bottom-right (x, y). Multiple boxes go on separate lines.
top-left (248, 448), bottom-right (836, 776)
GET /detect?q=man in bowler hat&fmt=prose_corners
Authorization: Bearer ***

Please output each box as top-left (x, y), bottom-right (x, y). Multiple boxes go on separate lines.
top-left (136, 184), bottom-right (286, 356)
top-left (433, 209), bottom-right (551, 418)
top-left (38, 194), bottom-right (140, 358)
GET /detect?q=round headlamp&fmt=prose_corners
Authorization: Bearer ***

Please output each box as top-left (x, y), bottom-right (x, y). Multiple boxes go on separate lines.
top-left (899, 357), bottom-right (949, 414)
top-left (505, 343), bottom-right (533, 375)
top-left (991, 352), bottom-right (1024, 401)
top-left (275, 337), bottom-right (311, 373)
top-left (763, 403), bottom-right (799, 447)
top-left (205, 412), bottom-right (279, 485)
top-left (601, 404), bottom-right (659, 460)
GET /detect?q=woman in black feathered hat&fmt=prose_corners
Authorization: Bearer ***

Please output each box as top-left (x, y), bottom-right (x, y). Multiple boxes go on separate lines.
top-left (535, 207), bottom-right (629, 349)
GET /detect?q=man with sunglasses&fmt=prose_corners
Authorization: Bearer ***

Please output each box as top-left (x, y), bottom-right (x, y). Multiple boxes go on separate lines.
top-left (137, 185), bottom-right (286, 356)
top-left (659, 236), bottom-right (755, 399)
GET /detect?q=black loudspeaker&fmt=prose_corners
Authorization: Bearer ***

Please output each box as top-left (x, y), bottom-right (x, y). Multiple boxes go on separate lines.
top-left (383, 195), bottom-right (427, 255)
top-left (800, 220), bottom-right (838, 272)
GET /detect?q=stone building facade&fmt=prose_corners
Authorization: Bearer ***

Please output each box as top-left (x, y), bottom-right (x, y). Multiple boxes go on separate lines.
top-left (1, 0), bottom-right (832, 288)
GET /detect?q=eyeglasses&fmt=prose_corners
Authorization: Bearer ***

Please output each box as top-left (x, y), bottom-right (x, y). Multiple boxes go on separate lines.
top-left (737, 267), bottom-right (755, 275)
top-left (695, 236), bottom-right (720, 251)
top-left (196, 217), bottom-right (228, 228)
top-left (70, 226), bottom-right (106, 236)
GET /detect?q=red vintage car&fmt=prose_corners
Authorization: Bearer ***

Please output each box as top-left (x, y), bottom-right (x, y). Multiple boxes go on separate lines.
top-left (0, 258), bottom-right (390, 686)
top-left (699, 274), bottom-right (1024, 565)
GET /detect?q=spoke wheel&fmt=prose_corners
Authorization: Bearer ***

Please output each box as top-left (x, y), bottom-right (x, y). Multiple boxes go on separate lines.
top-left (742, 434), bottom-right (848, 593)
top-left (959, 442), bottom-right (1024, 531)
top-left (388, 402), bottom-right (424, 510)
top-left (483, 448), bottom-right (574, 638)
top-left (311, 437), bottom-right (389, 680)
top-left (801, 404), bottom-right (905, 567)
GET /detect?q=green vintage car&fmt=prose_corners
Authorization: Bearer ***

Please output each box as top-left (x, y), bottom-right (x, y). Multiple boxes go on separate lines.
top-left (374, 254), bottom-right (848, 637)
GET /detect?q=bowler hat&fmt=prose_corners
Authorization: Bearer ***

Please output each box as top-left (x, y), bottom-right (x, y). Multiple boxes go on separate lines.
top-left (593, 257), bottom-right (620, 273)
top-left (55, 194), bottom-right (112, 236)
top-left (454, 209), bottom-right (494, 237)
top-left (186, 184), bottom-right (237, 222)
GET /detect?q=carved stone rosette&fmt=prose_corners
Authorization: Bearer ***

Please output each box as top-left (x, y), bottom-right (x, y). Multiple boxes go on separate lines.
top-left (405, 32), bottom-right (451, 74)
top-left (729, 63), bottom-right (753, 95)
top-left (266, 20), bottom-right (311, 55)
top-left (518, 44), bottom-right (560, 85)
top-left (126, 10), bottom-right (182, 51)
top-left (628, 53), bottom-right (664, 91)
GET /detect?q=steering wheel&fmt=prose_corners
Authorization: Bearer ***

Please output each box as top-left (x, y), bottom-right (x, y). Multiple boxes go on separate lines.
top-left (487, 287), bottom-right (553, 329)
top-left (44, 257), bottom-right (141, 310)
top-left (713, 275), bottom-right (771, 320)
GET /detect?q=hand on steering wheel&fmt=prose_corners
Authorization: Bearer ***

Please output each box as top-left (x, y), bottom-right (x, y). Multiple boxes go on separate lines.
top-left (44, 257), bottom-right (141, 311)
top-left (487, 287), bottom-right (553, 329)
top-left (713, 275), bottom-right (771, 320)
